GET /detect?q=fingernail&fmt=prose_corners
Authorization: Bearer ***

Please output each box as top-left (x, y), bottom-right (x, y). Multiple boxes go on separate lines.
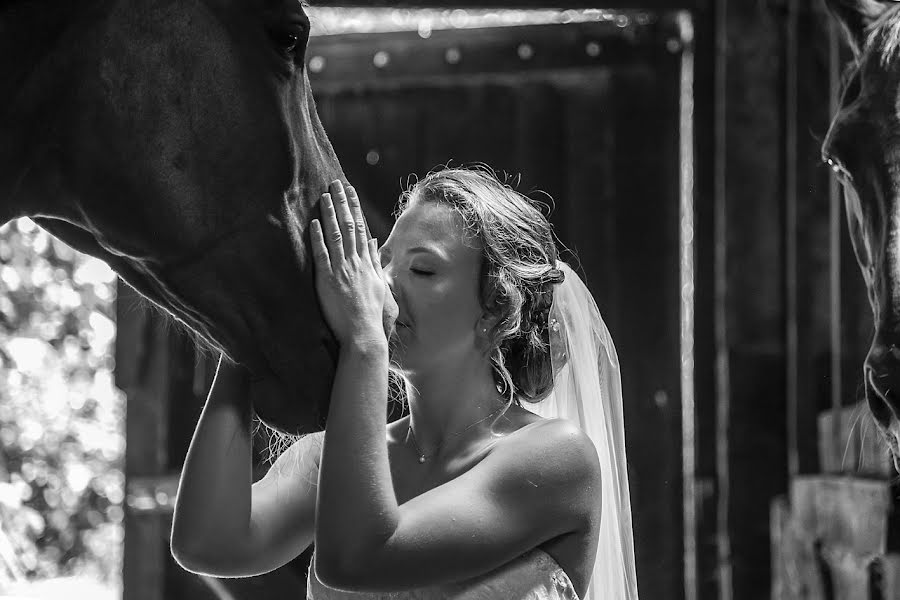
top-left (322, 193), bottom-right (331, 204)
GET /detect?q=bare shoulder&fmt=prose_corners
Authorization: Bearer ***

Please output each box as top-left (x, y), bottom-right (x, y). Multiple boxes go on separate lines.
top-left (485, 416), bottom-right (602, 525)
top-left (499, 417), bottom-right (601, 475)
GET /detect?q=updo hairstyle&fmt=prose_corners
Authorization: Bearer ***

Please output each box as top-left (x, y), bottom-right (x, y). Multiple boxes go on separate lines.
top-left (396, 166), bottom-right (565, 409)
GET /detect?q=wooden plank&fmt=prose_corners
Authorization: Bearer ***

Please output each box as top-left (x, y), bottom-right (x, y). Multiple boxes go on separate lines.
top-left (873, 555), bottom-right (900, 598)
top-left (789, 0), bottom-right (834, 478)
top-left (718, 1), bottom-right (787, 597)
top-left (688, 8), bottom-right (720, 599)
top-left (817, 402), bottom-right (892, 477)
top-left (118, 287), bottom-right (226, 600)
top-left (584, 58), bottom-right (683, 598)
top-left (772, 485), bottom-right (900, 599)
top-left (510, 80), bottom-right (566, 227)
top-left (769, 495), bottom-right (828, 600)
top-left (728, 349), bottom-right (787, 599)
top-left (790, 476), bottom-right (894, 556)
top-left (118, 287), bottom-right (173, 600)
top-left (770, 495), bottom-right (788, 600)
top-left (819, 544), bottom-right (871, 598)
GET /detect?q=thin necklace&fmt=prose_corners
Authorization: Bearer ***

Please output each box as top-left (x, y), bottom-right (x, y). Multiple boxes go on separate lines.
top-left (407, 405), bottom-right (505, 464)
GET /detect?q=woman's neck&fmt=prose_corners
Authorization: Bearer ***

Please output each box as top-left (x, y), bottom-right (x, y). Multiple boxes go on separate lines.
top-left (403, 359), bottom-right (508, 454)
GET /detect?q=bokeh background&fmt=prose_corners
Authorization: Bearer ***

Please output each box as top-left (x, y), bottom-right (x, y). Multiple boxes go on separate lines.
top-left (0, 218), bottom-right (123, 598)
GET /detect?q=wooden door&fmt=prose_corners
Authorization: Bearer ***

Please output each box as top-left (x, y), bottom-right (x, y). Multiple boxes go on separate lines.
top-left (310, 14), bottom-right (687, 597)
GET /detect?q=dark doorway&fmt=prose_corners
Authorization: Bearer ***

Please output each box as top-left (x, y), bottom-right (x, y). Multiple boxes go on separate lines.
top-left (309, 12), bottom-right (688, 597)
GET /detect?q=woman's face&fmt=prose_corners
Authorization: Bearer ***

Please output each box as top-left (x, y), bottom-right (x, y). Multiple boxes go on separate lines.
top-left (380, 199), bottom-right (487, 372)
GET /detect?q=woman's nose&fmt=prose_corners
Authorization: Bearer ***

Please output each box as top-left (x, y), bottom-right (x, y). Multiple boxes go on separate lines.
top-left (381, 259), bottom-right (396, 286)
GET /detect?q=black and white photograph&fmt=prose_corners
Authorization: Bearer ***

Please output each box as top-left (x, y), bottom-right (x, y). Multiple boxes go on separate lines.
top-left (0, 1), bottom-right (894, 599)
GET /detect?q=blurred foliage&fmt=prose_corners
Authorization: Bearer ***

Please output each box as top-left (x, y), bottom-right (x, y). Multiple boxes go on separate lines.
top-left (0, 218), bottom-right (124, 590)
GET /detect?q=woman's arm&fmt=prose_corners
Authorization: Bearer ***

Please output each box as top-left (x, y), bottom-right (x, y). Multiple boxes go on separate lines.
top-left (307, 180), bottom-right (401, 576)
top-left (170, 355), bottom-right (323, 577)
top-left (314, 340), bottom-right (396, 571)
top-left (318, 417), bottom-right (601, 592)
top-left (171, 355), bottom-right (253, 569)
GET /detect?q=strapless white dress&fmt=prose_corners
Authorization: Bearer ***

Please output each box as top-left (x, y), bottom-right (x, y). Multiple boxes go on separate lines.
top-left (306, 547), bottom-right (580, 600)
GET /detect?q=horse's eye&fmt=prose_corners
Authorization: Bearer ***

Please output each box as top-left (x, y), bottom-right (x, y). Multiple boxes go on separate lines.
top-left (268, 23), bottom-right (307, 59)
top-left (271, 30), bottom-right (300, 53)
top-left (277, 32), bottom-right (298, 52)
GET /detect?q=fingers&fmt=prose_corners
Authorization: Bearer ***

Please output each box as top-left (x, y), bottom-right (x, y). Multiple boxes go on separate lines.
top-left (345, 185), bottom-right (371, 258)
top-left (309, 219), bottom-right (332, 274)
top-left (319, 191), bottom-right (344, 268)
top-left (368, 238), bottom-right (380, 272)
top-left (329, 180), bottom-right (357, 257)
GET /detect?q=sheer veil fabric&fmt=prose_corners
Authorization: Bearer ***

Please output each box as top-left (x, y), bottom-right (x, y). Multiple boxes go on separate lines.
top-left (527, 261), bottom-right (639, 600)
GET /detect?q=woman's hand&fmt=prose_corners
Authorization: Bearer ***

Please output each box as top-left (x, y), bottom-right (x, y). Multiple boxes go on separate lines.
top-left (310, 180), bottom-right (393, 348)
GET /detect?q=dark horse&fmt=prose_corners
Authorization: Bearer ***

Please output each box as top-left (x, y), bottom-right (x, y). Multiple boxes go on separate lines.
top-left (824, 0), bottom-right (900, 471)
top-left (1, 0), bottom-right (346, 434)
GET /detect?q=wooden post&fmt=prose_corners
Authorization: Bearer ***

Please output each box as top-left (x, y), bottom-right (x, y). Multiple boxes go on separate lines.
top-left (116, 283), bottom-right (181, 600)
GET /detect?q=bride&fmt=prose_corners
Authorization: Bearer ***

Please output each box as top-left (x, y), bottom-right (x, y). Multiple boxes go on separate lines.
top-left (170, 166), bottom-right (638, 600)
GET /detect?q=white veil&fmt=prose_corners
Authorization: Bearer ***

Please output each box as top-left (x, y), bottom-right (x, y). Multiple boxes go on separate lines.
top-left (528, 260), bottom-right (638, 600)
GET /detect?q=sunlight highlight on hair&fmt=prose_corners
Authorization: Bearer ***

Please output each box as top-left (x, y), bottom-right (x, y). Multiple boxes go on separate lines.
top-left (395, 164), bottom-right (566, 411)
top-left (868, 4), bottom-right (900, 65)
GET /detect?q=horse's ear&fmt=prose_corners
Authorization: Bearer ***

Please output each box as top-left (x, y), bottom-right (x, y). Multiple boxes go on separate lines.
top-left (824, 0), bottom-right (893, 56)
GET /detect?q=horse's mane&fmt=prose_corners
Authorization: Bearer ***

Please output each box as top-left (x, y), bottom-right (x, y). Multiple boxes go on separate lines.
top-left (868, 3), bottom-right (900, 65)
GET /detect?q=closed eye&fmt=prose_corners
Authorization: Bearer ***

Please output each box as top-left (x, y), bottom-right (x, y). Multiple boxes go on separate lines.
top-left (410, 268), bottom-right (434, 276)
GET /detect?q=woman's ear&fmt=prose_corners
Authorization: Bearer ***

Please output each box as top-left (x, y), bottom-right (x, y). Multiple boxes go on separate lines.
top-left (476, 312), bottom-right (500, 339)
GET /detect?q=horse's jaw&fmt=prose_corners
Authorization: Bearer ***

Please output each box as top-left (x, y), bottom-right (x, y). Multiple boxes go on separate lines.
top-left (32, 212), bottom-right (337, 436)
top-left (156, 211), bottom-right (340, 435)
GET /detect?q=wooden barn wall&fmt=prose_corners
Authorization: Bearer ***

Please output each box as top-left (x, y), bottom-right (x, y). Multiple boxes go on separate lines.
top-left (710, 1), bottom-right (870, 599)
top-left (113, 2), bottom-right (876, 600)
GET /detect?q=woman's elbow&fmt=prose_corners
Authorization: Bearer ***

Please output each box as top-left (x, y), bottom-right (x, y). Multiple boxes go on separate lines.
top-left (170, 538), bottom-right (208, 575)
top-left (169, 530), bottom-right (229, 576)
top-left (314, 550), bottom-right (368, 591)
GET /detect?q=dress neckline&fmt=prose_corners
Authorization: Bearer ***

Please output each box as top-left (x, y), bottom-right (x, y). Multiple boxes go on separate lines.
top-left (308, 545), bottom-right (579, 599)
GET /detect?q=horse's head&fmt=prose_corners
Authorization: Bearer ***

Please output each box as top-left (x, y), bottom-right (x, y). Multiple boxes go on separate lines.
top-left (1, 0), bottom-right (345, 434)
top-left (823, 0), bottom-right (900, 470)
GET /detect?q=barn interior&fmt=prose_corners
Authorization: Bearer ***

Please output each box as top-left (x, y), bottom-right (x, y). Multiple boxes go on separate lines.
top-left (0, 0), bottom-right (888, 599)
